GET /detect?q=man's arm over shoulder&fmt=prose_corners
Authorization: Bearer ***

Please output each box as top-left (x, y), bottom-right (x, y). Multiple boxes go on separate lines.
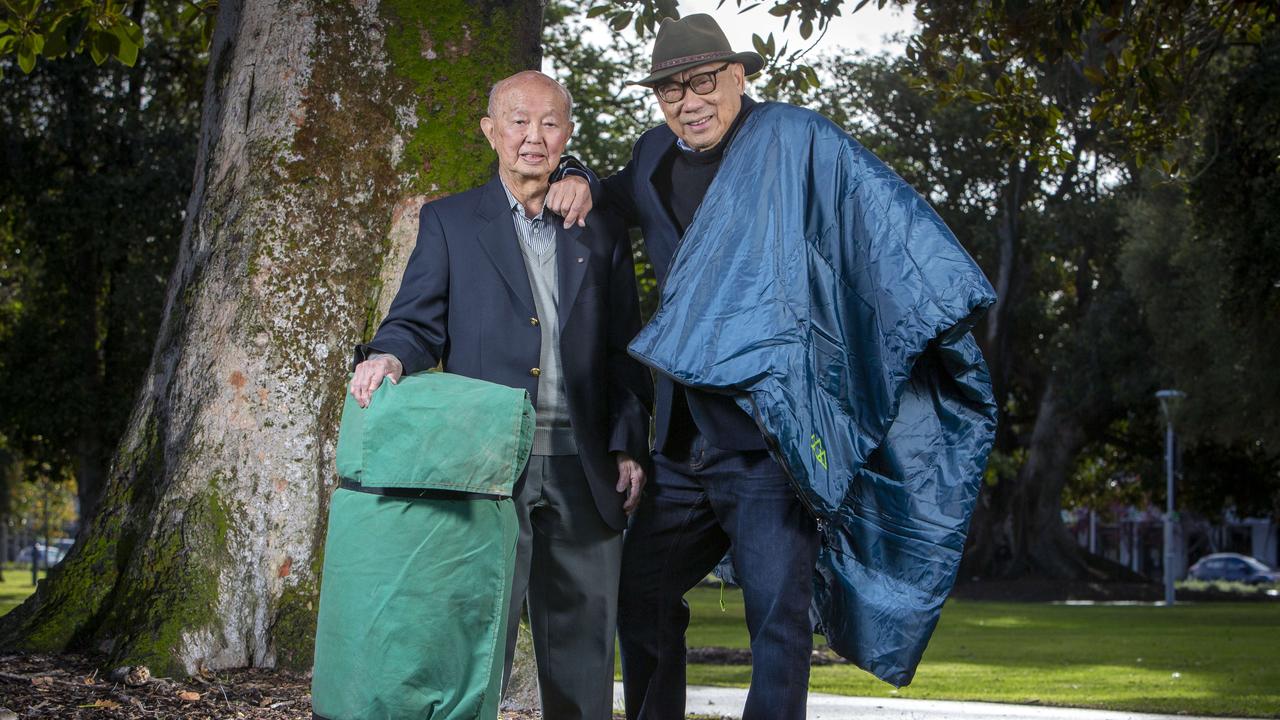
top-left (353, 202), bottom-right (450, 375)
top-left (552, 127), bottom-right (669, 229)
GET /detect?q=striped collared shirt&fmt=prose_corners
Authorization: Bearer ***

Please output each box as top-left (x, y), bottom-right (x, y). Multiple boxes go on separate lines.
top-left (501, 182), bottom-right (557, 256)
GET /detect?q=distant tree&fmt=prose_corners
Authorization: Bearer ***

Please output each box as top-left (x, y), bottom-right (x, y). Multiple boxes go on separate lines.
top-left (0, 0), bottom-right (216, 75)
top-left (598, 1), bottom-right (1277, 164)
top-left (543, 0), bottom-right (660, 316)
top-left (1185, 31), bottom-right (1280, 449)
top-left (6, 466), bottom-right (78, 545)
top-left (0, 0), bottom-right (207, 520)
top-left (544, 0), bottom-right (653, 177)
top-left (779, 47), bottom-right (1152, 579)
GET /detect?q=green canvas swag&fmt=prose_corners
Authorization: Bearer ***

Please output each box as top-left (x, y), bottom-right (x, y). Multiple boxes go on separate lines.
top-left (335, 371), bottom-right (535, 495)
top-left (312, 372), bottom-right (535, 720)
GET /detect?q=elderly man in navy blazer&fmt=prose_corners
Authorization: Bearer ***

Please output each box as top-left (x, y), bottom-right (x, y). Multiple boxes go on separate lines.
top-left (349, 70), bottom-right (652, 720)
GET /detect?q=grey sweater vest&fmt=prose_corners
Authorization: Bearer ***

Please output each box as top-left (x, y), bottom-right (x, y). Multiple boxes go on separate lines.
top-left (518, 240), bottom-right (577, 456)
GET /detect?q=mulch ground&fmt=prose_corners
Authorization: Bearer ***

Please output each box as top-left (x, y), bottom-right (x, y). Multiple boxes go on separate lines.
top-left (0, 652), bottom-right (312, 719)
top-left (0, 653), bottom-right (724, 719)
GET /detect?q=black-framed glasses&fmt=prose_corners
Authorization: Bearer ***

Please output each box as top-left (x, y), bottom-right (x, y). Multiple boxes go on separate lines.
top-left (654, 63), bottom-right (731, 103)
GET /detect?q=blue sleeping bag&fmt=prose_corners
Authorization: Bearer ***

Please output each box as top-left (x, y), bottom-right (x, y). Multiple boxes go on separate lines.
top-left (628, 102), bottom-right (998, 686)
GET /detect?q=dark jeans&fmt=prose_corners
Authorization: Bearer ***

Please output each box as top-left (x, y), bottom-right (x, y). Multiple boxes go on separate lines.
top-left (618, 433), bottom-right (820, 720)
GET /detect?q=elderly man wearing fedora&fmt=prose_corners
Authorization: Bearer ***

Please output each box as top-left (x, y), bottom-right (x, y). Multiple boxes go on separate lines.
top-left (548, 11), bottom-right (1000, 720)
top-left (551, 13), bottom-right (817, 720)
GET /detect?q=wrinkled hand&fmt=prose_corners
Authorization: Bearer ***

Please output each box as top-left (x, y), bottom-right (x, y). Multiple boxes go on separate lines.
top-left (614, 452), bottom-right (646, 515)
top-left (349, 355), bottom-right (403, 408)
top-left (545, 175), bottom-right (593, 229)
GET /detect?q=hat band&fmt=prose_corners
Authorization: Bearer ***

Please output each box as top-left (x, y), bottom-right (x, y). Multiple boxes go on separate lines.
top-left (651, 50), bottom-right (735, 73)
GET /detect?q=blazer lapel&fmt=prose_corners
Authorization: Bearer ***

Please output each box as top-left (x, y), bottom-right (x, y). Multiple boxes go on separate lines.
top-left (556, 221), bottom-right (589, 331)
top-left (474, 176), bottom-right (536, 317)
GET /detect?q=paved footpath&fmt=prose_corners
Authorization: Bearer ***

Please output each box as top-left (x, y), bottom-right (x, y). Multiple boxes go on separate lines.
top-left (614, 684), bottom-right (1250, 720)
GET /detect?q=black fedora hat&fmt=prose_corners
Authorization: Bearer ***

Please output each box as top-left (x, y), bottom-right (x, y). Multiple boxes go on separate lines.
top-left (629, 14), bottom-right (765, 87)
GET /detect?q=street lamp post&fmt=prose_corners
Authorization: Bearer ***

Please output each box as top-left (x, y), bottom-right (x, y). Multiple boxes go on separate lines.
top-left (1156, 389), bottom-right (1186, 607)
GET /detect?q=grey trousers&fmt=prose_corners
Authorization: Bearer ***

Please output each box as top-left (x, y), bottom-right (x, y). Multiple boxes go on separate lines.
top-left (502, 454), bottom-right (623, 720)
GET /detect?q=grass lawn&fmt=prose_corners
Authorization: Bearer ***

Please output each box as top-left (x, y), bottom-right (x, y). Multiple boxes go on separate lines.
top-left (0, 568), bottom-right (44, 617)
top-left (6, 572), bottom-right (1275, 716)
top-left (674, 587), bottom-right (1280, 717)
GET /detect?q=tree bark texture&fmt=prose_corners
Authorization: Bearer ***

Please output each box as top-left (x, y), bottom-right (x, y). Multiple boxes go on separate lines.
top-left (0, 0), bottom-right (544, 676)
top-left (963, 376), bottom-right (1094, 580)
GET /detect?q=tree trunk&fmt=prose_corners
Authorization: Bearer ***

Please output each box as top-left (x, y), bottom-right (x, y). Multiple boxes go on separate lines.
top-left (981, 161), bottom-right (1033, 450)
top-left (963, 375), bottom-right (1093, 579)
top-left (0, 0), bottom-right (543, 678)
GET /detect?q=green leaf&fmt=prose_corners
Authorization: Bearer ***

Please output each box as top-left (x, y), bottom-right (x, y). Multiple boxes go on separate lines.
top-left (1083, 66), bottom-right (1106, 85)
top-left (609, 11), bottom-right (633, 31)
top-left (737, 2), bottom-right (763, 14)
top-left (41, 20), bottom-right (69, 57)
top-left (90, 30), bottom-right (119, 65)
top-left (17, 34), bottom-right (35, 72)
top-left (0, 35), bottom-right (15, 53)
top-left (853, 0), bottom-right (872, 11)
top-left (752, 32), bottom-right (767, 56)
top-left (768, 4), bottom-right (789, 17)
top-left (800, 18), bottom-right (812, 39)
top-left (116, 15), bottom-right (144, 46)
top-left (765, 31), bottom-right (775, 56)
top-left (109, 26), bottom-right (138, 66)
top-left (802, 64), bottom-right (819, 87)
top-left (586, 4), bottom-right (611, 18)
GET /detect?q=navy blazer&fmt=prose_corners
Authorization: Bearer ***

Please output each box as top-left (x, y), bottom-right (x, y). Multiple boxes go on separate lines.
top-left (356, 175), bottom-right (653, 531)
top-left (600, 122), bottom-right (767, 453)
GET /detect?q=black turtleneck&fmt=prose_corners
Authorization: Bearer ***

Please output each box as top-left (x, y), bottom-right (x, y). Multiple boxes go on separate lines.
top-left (654, 95), bottom-right (757, 235)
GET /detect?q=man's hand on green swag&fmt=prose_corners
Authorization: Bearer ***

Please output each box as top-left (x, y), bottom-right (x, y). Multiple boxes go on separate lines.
top-left (350, 354), bottom-right (404, 408)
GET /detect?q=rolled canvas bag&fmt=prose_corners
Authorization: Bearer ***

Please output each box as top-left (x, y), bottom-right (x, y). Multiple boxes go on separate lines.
top-left (312, 371), bottom-right (534, 720)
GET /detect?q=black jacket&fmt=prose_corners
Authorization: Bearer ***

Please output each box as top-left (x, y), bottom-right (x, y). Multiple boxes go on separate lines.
top-left (602, 119), bottom-right (766, 453)
top-left (356, 175), bottom-right (653, 531)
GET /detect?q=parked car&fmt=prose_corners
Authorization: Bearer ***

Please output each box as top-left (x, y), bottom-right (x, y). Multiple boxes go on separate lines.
top-left (14, 543), bottom-right (65, 567)
top-left (1187, 552), bottom-right (1280, 585)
